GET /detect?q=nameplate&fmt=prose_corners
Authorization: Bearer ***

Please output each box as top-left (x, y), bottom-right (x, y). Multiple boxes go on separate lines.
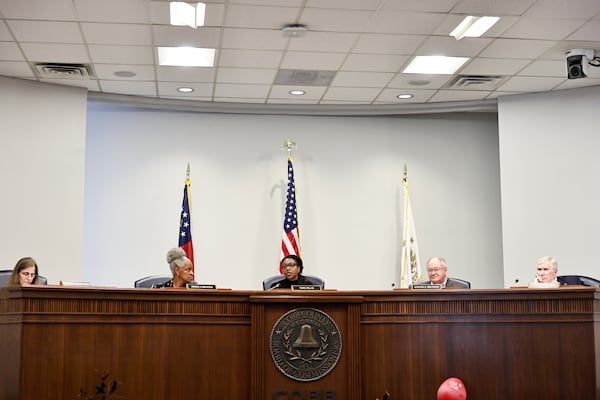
top-left (412, 284), bottom-right (442, 290)
top-left (291, 285), bottom-right (322, 291)
top-left (186, 284), bottom-right (217, 290)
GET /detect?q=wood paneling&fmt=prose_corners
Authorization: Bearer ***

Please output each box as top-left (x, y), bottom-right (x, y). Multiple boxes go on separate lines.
top-left (1, 286), bottom-right (598, 400)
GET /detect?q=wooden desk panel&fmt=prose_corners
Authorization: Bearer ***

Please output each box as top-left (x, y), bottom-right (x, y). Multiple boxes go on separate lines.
top-left (1, 286), bottom-right (598, 400)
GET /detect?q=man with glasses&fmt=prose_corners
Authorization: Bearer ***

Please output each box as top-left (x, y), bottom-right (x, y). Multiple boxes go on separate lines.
top-left (270, 255), bottom-right (317, 289)
top-left (418, 256), bottom-right (470, 289)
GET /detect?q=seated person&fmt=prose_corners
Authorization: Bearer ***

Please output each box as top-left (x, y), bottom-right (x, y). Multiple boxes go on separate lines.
top-left (270, 255), bottom-right (317, 289)
top-left (5, 257), bottom-right (41, 287)
top-left (416, 256), bottom-right (470, 289)
top-left (528, 256), bottom-right (560, 288)
top-left (153, 247), bottom-right (195, 288)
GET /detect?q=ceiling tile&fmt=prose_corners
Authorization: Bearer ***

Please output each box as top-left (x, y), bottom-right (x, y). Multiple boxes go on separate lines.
top-left (214, 83), bottom-right (271, 98)
top-left (225, 5), bottom-right (300, 29)
top-left (153, 25), bottom-right (221, 48)
top-left (366, 12), bottom-right (446, 34)
top-left (388, 73), bottom-right (452, 89)
top-left (20, 43), bottom-right (90, 63)
top-left (321, 87), bottom-right (382, 102)
top-left (216, 67), bottom-right (277, 84)
top-left (567, 20), bottom-right (600, 41)
top-left (218, 49), bottom-right (283, 68)
top-left (299, 8), bottom-right (375, 32)
top-left (497, 76), bottom-right (565, 92)
top-left (353, 34), bottom-right (425, 55)
top-left (82, 23), bottom-right (153, 46)
top-left (231, 0), bottom-right (302, 7)
top-left (94, 64), bottom-right (156, 80)
top-left (269, 85), bottom-right (327, 100)
top-left (375, 88), bottom-right (436, 103)
top-left (280, 51), bottom-right (346, 70)
top-left (99, 80), bottom-right (158, 96)
top-left (525, 0), bottom-right (600, 19)
top-left (518, 60), bottom-right (565, 77)
top-left (0, 61), bottom-right (34, 77)
top-left (459, 58), bottom-right (531, 76)
top-left (0, 0), bottom-right (77, 20)
top-left (479, 39), bottom-right (557, 59)
top-left (7, 20), bottom-right (83, 43)
top-left (267, 98), bottom-right (320, 104)
top-left (0, 21), bottom-right (11, 41)
top-left (89, 45), bottom-right (154, 65)
top-left (158, 82), bottom-right (214, 97)
top-left (0, 42), bottom-right (25, 61)
top-left (40, 78), bottom-right (100, 91)
top-left (417, 36), bottom-right (493, 57)
top-left (74, 0), bottom-right (152, 23)
top-left (305, 0), bottom-right (380, 11)
top-left (428, 90), bottom-right (489, 102)
top-left (554, 77), bottom-right (600, 90)
top-left (453, 0), bottom-right (536, 16)
top-left (157, 66), bottom-right (215, 82)
top-left (287, 32), bottom-right (359, 53)
top-left (500, 18), bottom-right (587, 40)
top-left (342, 54), bottom-right (409, 72)
top-left (382, 0), bottom-right (461, 13)
top-left (221, 28), bottom-right (288, 50)
top-left (331, 71), bottom-right (395, 87)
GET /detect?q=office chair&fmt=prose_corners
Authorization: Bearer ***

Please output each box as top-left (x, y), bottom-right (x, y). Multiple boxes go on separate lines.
top-left (0, 269), bottom-right (48, 286)
top-left (557, 275), bottom-right (600, 288)
top-left (262, 274), bottom-right (325, 290)
top-left (134, 275), bottom-right (172, 288)
top-left (449, 277), bottom-right (471, 289)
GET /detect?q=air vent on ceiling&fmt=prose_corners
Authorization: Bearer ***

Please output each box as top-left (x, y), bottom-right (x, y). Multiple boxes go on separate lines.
top-left (445, 75), bottom-right (505, 90)
top-left (274, 69), bottom-right (336, 86)
top-left (33, 63), bottom-right (95, 79)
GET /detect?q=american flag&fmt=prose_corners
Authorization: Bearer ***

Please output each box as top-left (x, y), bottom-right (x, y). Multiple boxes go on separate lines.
top-left (179, 178), bottom-right (195, 273)
top-left (280, 156), bottom-right (301, 273)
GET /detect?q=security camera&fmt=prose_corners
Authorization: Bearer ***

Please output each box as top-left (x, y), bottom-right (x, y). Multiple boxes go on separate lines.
top-left (566, 48), bottom-right (595, 79)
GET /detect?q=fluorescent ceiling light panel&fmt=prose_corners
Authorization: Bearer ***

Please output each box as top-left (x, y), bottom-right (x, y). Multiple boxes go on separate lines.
top-left (170, 2), bottom-right (206, 28)
top-left (158, 47), bottom-right (215, 67)
top-left (402, 56), bottom-right (469, 75)
top-left (450, 16), bottom-right (499, 40)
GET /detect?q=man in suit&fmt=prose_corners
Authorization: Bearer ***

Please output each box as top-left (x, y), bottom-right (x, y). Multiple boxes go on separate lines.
top-left (419, 256), bottom-right (470, 289)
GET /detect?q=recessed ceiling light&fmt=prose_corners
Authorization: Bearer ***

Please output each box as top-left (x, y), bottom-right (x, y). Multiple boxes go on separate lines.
top-left (450, 16), bottom-right (499, 40)
top-left (170, 2), bottom-right (206, 28)
top-left (402, 56), bottom-right (469, 75)
top-left (289, 90), bottom-right (305, 96)
top-left (396, 94), bottom-right (414, 99)
top-left (177, 87), bottom-right (194, 93)
top-left (157, 46), bottom-right (215, 67)
top-left (114, 70), bottom-right (136, 78)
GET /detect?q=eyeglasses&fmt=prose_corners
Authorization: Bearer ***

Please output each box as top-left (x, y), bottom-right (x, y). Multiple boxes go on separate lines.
top-left (20, 272), bottom-right (36, 278)
top-left (281, 264), bottom-right (298, 270)
top-left (426, 267), bottom-right (445, 273)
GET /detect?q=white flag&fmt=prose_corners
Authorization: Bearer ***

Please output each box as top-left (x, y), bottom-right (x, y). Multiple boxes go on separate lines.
top-left (400, 175), bottom-right (422, 288)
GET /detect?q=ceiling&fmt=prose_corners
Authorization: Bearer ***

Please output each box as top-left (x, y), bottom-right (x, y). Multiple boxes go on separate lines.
top-left (1, 0), bottom-right (600, 113)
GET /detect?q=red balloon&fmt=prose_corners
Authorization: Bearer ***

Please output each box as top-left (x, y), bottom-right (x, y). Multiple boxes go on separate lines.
top-left (437, 377), bottom-right (467, 400)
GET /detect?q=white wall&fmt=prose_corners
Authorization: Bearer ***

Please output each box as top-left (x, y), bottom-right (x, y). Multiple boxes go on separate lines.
top-left (498, 85), bottom-right (600, 286)
top-left (0, 77), bottom-right (87, 282)
top-left (84, 105), bottom-right (503, 290)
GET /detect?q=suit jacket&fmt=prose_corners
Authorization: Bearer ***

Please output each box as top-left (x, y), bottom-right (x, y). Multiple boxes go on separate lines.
top-left (418, 277), bottom-right (470, 289)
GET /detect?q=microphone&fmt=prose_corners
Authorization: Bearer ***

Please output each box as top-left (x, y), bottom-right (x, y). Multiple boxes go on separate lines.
top-left (268, 283), bottom-right (281, 291)
top-left (514, 278), bottom-right (519, 284)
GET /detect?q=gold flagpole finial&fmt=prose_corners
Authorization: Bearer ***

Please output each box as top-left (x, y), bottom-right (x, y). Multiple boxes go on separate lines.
top-left (283, 139), bottom-right (296, 157)
top-left (186, 162), bottom-right (190, 181)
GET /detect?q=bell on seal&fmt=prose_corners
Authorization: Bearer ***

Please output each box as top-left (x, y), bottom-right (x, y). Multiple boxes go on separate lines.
top-left (292, 324), bottom-right (319, 348)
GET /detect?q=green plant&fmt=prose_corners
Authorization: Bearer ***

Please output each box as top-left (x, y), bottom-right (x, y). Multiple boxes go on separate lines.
top-left (78, 371), bottom-right (123, 400)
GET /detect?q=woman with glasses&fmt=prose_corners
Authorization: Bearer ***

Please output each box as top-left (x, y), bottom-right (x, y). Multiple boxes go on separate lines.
top-left (6, 257), bottom-right (41, 286)
top-left (270, 255), bottom-right (317, 289)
